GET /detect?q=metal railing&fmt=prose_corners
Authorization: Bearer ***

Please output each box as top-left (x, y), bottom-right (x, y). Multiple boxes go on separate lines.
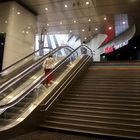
top-left (0, 46), bottom-right (75, 93)
top-left (0, 45), bottom-right (92, 110)
top-left (0, 47), bottom-right (51, 75)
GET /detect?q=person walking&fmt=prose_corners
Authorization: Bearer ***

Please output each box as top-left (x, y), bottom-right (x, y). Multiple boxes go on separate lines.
top-left (43, 55), bottom-right (56, 86)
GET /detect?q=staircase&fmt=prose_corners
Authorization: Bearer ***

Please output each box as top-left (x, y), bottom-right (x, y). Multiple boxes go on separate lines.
top-left (40, 64), bottom-right (140, 139)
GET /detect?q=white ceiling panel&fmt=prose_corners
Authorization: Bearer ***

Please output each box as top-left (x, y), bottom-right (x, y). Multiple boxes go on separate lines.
top-left (1, 0), bottom-right (140, 39)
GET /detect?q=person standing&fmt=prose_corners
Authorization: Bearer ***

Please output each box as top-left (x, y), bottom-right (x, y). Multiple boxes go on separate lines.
top-left (43, 55), bottom-right (56, 86)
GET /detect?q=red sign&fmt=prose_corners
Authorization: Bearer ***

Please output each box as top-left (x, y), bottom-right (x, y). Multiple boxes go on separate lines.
top-left (104, 46), bottom-right (114, 54)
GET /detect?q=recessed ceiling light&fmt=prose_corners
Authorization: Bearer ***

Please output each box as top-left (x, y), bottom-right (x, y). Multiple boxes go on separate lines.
top-left (47, 24), bottom-right (49, 26)
top-left (95, 28), bottom-right (98, 31)
top-left (65, 4), bottom-right (68, 8)
top-left (122, 21), bottom-right (126, 25)
top-left (74, 20), bottom-right (76, 23)
top-left (5, 20), bottom-right (8, 24)
top-left (104, 17), bottom-right (107, 20)
top-left (45, 8), bottom-right (48, 10)
top-left (17, 12), bottom-right (21, 15)
top-left (60, 21), bottom-right (62, 25)
top-left (82, 29), bottom-right (85, 32)
top-left (109, 26), bottom-right (112, 30)
top-left (84, 37), bottom-right (87, 40)
top-left (70, 30), bottom-right (72, 33)
top-left (88, 19), bottom-right (91, 22)
top-left (26, 31), bottom-right (29, 34)
top-left (86, 1), bottom-right (89, 5)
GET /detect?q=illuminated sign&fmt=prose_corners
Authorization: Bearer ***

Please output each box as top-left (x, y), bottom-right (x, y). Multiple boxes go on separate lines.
top-left (104, 46), bottom-right (114, 54)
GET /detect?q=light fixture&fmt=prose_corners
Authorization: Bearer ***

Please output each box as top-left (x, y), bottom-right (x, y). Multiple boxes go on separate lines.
top-left (109, 26), bottom-right (112, 30)
top-left (74, 20), bottom-right (76, 23)
top-left (28, 26), bottom-right (31, 29)
top-left (84, 37), bottom-right (87, 40)
top-left (95, 28), bottom-right (98, 31)
top-left (134, 47), bottom-right (137, 49)
top-left (88, 18), bottom-right (91, 22)
top-left (122, 21), bottom-right (126, 25)
top-left (86, 1), bottom-right (89, 5)
top-left (17, 12), bottom-right (21, 15)
top-left (60, 21), bottom-right (62, 25)
top-left (5, 20), bottom-right (8, 24)
top-left (45, 8), bottom-right (48, 10)
top-left (104, 17), bottom-right (107, 20)
top-left (82, 29), bottom-right (85, 32)
top-left (70, 30), bottom-right (72, 33)
top-left (47, 24), bottom-right (49, 26)
top-left (26, 31), bottom-right (29, 34)
top-left (65, 4), bottom-right (68, 8)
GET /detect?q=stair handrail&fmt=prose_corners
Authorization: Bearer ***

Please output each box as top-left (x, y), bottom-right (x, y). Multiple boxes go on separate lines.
top-left (0, 45), bottom-right (92, 110)
top-left (0, 46), bottom-right (75, 93)
top-left (0, 47), bottom-right (51, 75)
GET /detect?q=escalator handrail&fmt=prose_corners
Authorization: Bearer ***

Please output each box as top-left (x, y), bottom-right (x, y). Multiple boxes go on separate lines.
top-left (79, 44), bottom-right (93, 58)
top-left (0, 47), bottom-right (51, 75)
top-left (0, 45), bottom-right (92, 109)
top-left (0, 46), bottom-right (75, 92)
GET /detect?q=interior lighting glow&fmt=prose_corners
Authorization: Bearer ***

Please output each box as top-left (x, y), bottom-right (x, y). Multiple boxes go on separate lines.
top-left (65, 5), bottom-right (68, 8)
top-left (86, 1), bottom-right (89, 5)
top-left (109, 26), bottom-right (112, 30)
top-left (122, 21), bottom-right (126, 25)
top-left (95, 28), bottom-right (98, 31)
top-left (17, 12), bottom-right (21, 15)
top-left (88, 19), bottom-right (91, 22)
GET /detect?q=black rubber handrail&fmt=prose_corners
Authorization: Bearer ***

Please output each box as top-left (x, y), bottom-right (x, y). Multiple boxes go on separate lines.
top-left (0, 45), bottom-right (92, 109)
top-left (0, 47), bottom-right (51, 75)
top-left (0, 46), bottom-right (75, 93)
top-left (79, 44), bottom-right (93, 58)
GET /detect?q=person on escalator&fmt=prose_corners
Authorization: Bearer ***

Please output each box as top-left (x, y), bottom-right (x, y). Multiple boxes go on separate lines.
top-left (43, 55), bottom-right (56, 86)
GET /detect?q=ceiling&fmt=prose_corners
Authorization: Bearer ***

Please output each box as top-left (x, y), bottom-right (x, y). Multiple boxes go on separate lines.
top-left (1, 0), bottom-right (140, 41)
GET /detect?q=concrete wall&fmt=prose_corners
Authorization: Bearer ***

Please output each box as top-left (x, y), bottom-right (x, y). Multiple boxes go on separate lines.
top-left (0, 2), bottom-right (36, 69)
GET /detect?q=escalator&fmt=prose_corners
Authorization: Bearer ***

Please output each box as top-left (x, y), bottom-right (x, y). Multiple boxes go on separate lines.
top-left (0, 45), bottom-right (92, 139)
top-left (0, 46), bottom-right (74, 100)
top-left (0, 47), bottom-right (52, 84)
